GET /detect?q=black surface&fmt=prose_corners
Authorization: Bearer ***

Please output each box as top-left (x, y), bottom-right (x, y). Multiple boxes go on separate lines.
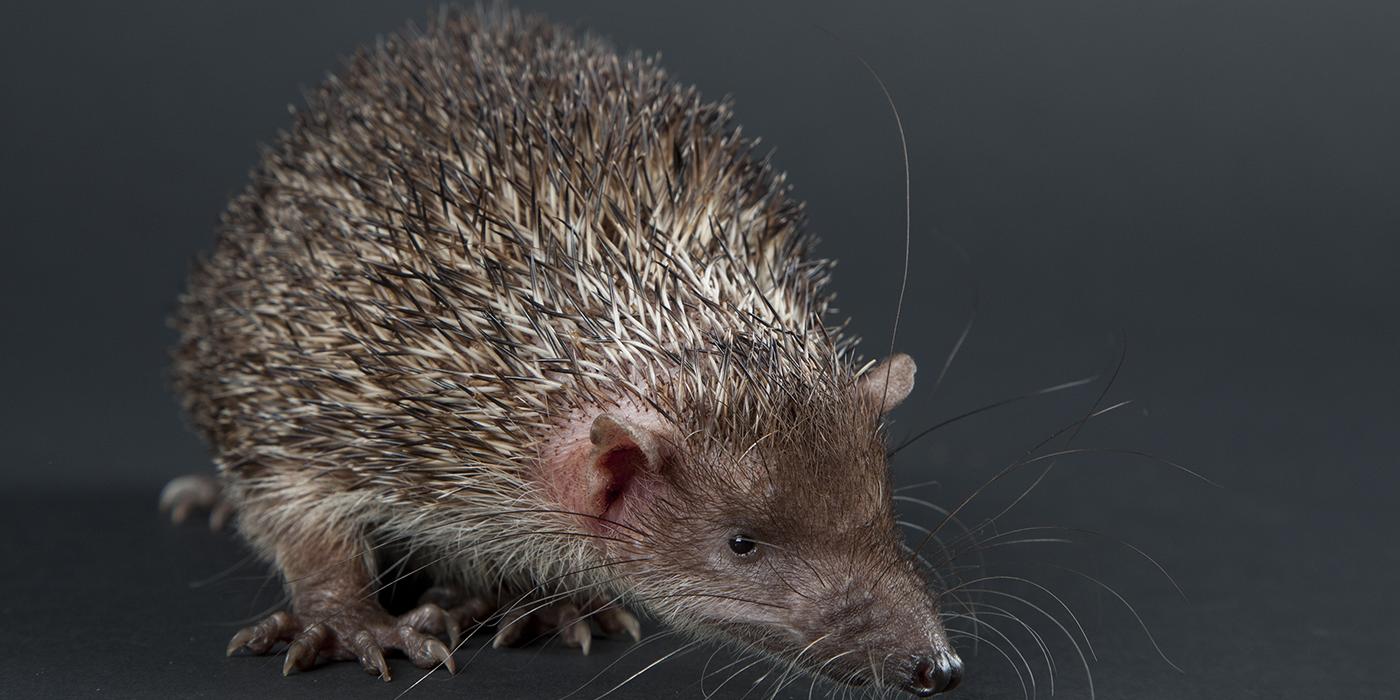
top-left (2, 1), bottom-right (1396, 698)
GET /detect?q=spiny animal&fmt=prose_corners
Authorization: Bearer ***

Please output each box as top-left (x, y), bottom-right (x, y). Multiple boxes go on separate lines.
top-left (162, 5), bottom-right (963, 696)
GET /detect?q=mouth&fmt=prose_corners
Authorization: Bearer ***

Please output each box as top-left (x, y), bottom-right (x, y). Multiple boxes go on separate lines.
top-left (784, 644), bottom-right (963, 697)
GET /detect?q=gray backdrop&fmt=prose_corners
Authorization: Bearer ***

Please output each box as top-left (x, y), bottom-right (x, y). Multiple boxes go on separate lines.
top-left (2, 1), bottom-right (1395, 697)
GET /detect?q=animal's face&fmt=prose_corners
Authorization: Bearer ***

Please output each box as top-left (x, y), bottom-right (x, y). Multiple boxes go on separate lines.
top-left (576, 354), bottom-right (963, 696)
top-left (665, 425), bottom-right (962, 697)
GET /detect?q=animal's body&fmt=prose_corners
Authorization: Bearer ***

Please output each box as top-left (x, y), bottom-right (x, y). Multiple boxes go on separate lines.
top-left (164, 7), bottom-right (962, 696)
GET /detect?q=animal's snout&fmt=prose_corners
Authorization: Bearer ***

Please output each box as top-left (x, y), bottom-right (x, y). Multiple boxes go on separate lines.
top-left (907, 652), bottom-right (963, 696)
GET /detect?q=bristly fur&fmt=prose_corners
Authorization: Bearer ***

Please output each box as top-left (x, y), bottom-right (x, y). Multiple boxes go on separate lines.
top-left (172, 6), bottom-right (865, 605)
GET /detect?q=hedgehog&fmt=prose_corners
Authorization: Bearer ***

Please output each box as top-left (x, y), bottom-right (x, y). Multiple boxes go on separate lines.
top-left (160, 6), bottom-right (963, 697)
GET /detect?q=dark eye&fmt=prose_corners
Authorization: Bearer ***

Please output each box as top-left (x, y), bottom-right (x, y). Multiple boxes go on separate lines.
top-left (728, 534), bottom-right (758, 557)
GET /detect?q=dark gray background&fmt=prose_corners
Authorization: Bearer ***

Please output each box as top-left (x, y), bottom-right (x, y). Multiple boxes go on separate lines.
top-left (2, 0), bottom-right (1395, 697)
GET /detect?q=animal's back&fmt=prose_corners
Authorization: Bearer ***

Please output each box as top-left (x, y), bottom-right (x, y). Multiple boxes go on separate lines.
top-left (172, 8), bottom-right (839, 511)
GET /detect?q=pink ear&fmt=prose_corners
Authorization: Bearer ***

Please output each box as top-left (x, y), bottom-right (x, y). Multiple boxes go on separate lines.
top-left (588, 414), bottom-right (662, 518)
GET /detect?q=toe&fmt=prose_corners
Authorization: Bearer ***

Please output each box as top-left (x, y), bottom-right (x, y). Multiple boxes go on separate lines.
top-left (544, 602), bottom-right (590, 652)
top-left (226, 628), bottom-right (253, 657)
top-left (345, 629), bottom-right (390, 681)
top-left (490, 600), bottom-right (617, 652)
top-left (493, 608), bottom-right (530, 649)
top-left (594, 605), bottom-right (642, 642)
top-left (418, 587), bottom-right (495, 640)
top-left (282, 638), bottom-right (316, 675)
top-left (209, 501), bottom-right (235, 531)
top-left (229, 611), bottom-right (297, 656)
top-left (564, 620), bottom-right (592, 655)
top-left (393, 627), bottom-right (457, 673)
top-left (449, 597), bottom-right (495, 641)
top-left (400, 603), bottom-right (461, 648)
top-left (424, 637), bottom-right (457, 675)
top-left (281, 623), bottom-right (330, 676)
top-left (159, 474), bottom-right (221, 525)
top-left (417, 585), bottom-right (465, 609)
top-left (171, 501), bottom-right (194, 525)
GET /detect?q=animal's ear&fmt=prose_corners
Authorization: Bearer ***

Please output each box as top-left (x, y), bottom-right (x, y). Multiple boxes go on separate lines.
top-left (587, 414), bottom-right (664, 519)
top-left (857, 354), bottom-right (917, 414)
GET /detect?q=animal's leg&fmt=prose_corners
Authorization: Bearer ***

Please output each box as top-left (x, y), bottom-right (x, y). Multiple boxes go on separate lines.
top-left (159, 473), bottom-right (235, 530)
top-left (419, 585), bottom-right (496, 636)
top-left (419, 586), bottom-right (642, 655)
top-left (495, 596), bottom-right (642, 654)
top-left (225, 521), bottom-right (457, 680)
top-left (590, 599), bottom-right (644, 643)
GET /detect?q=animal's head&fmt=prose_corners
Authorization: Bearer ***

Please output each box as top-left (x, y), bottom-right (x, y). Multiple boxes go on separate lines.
top-left (556, 353), bottom-right (962, 696)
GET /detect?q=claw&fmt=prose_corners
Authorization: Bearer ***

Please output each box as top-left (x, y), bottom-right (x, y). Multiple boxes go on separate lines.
top-left (224, 600), bottom-right (469, 681)
top-left (287, 622), bottom-right (330, 676)
top-left (210, 501), bottom-right (235, 531)
top-left (401, 603), bottom-right (460, 648)
top-left (425, 638), bottom-right (456, 674)
top-left (343, 628), bottom-right (390, 681)
top-left (446, 616), bottom-right (462, 649)
top-left (282, 639), bottom-right (316, 676)
top-left (493, 625), bottom-right (520, 649)
top-left (596, 606), bottom-right (642, 642)
top-left (567, 621), bottom-right (592, 655)
top-left (160, 474), bottom-right (225, 527)
top-left (493, 609), bottom-right (528, 649)
top-left (363, 646), bottom-right (390, 681)
top-left (230, 610), bottom-right (296, 656)
top-left (226, 628), bottom-right (253, 657)
top-left (620, 613), bottom-right (641, 642)
top-left (486, 599), bottom-right (641, 654)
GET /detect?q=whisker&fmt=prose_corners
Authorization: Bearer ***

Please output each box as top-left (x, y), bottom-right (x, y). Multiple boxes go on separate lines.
top-left (889, 374), bottom-right (1099, 457)
top-left (949, 601), bottom-right (1058, 695)
top-left (892, 478), bottom-right (940, 493)
top-left (764, 633), bottom-right (831, 700)
top-left (943, 628), bottom-right (1029, 700)
top-left (706, 650), bottom-right (776, 700)
top-left (943, 612), bottom-right (1036, 699)
top-left (944, 524), bottom-right (1188, 601)
top-left (637, 591), bottom-right (789, 610)
top-left (400, 558), bottom-right (653, 694)
top-left (1046, 564), bottom-right (1185, 674)
top-left (807, 650), bottom-right (858, 700)
top-left (187, 550), bottom-right (263, 590)
top-left (955, 584), bottom-right (1096, 700)
top-left (911, 439), bottom-right (1214, 569)
top-left (699, 643), bottom-right (766, 698)
top-left (554, 630), bottom-right (679, 700)
top-left (986, 338), bottom-right (1130, 525)
top-left (945, 576), bottom-right (1097, 661)
top-left (926, 239), bottom-right (977, 399)
top-left (589, 639), bottom-right (704, 700)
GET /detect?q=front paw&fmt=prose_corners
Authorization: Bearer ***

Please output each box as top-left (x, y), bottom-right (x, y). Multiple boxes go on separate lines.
top-left (492, 598), bottom-right (642, 655)
top-left (159, 474), bottom-right (234, 530)
top-left (226, 601), bottom-right (458, 680)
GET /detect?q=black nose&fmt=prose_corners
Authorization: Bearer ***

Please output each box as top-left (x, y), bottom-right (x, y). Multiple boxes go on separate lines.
top-left (909, 653), bottom-right (962, 696)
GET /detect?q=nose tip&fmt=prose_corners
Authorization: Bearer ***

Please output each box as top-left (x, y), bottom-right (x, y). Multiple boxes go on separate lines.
top-left (909, 653), bottom-right (963, 696)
